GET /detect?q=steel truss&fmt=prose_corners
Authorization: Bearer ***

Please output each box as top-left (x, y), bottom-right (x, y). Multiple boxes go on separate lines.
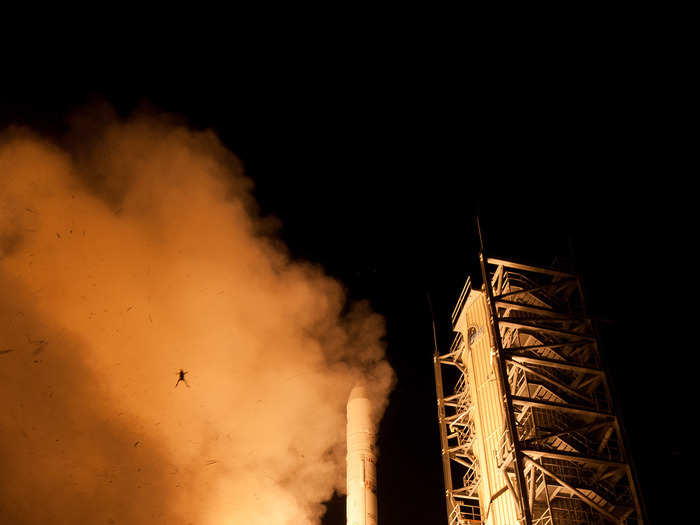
top-left (434, 276), bottom-right (482, 525)
top-left (436, 254), bottom-right (645, 525)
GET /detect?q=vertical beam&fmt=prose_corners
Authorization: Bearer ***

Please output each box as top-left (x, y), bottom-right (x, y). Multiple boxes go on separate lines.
top-left (614, 418), bottom-right (646, 524)
top-left (528, 462), bottom-right (535, 514)
top-left (433, 352), bottom-right (456, 520)
top-left (480, 253), bottom-right (533, 525)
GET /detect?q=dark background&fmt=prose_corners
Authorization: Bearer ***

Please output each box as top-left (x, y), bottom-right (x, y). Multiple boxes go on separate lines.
top-left (2, 45), bottom-right (687, 523)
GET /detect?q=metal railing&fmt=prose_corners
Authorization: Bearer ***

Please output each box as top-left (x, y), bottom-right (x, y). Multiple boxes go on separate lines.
top-left (452, 276), bottom-right (472, 326)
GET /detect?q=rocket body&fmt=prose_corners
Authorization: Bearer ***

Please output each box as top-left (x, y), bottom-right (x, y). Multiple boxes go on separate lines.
top-left (346, 385), bottom-right (378, 525)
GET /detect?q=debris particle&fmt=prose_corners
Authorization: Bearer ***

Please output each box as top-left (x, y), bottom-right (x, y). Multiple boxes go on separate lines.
top-left (26, 336), bottom-right (48, 355)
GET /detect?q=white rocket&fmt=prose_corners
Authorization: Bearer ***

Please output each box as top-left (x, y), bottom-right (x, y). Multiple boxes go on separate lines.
top-left (346, 384), bottom-right (378, 525)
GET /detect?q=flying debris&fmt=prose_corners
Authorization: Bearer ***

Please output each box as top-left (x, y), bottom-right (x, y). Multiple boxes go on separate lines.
top-left (0, 116), bottom-right (395, 524)
top-left (26, 335), bottom-right (48, 355)
top-left (175, 369), bottom-right (190, 388)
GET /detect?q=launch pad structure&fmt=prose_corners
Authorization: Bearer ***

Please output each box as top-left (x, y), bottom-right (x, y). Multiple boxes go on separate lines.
top-left (434, 250), bottom-right (645, 525)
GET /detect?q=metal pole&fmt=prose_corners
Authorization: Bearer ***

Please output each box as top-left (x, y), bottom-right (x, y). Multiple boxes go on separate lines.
top-left (480, 251), bottom-right (533, 525)
top-left (434, 352), bottom-right (457, 521)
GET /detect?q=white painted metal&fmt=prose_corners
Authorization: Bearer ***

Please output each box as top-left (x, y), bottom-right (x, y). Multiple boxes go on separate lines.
top-left (347, 384), bottom-right (378, 525)
top-left (455, 289), bottom-right (522, 525)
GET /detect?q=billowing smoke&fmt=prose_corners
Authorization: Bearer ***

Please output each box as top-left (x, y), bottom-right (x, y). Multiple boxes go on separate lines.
top-left (0, 110), bottom-right (394, 525)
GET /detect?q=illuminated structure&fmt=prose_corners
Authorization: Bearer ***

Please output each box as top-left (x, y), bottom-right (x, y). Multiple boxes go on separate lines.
top-left (347, 384), bottom-right (378, 525)
top-left (434, 250), bottom-right (645, 525)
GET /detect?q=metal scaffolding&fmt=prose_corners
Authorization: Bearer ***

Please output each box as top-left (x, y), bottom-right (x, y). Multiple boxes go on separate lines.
top-left (435, 252), bottom-right (645, 525)
top-left (434, 276), bottom-right (482, 525)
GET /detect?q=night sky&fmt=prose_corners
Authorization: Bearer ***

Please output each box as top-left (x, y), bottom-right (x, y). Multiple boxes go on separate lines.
top-left (2, 54), bottom-right (687, 524)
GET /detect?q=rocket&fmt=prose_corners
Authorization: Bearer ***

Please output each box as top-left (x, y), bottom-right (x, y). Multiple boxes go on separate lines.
top-left (346, 384), bottom-right (378, 525)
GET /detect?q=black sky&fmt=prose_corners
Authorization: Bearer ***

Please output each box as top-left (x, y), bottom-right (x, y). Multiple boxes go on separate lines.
top-left (1, 47), bottom-right (688, 523)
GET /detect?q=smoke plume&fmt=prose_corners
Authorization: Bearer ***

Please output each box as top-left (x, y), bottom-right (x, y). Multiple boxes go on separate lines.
top-left (0, 110), bottom-right (394, 524)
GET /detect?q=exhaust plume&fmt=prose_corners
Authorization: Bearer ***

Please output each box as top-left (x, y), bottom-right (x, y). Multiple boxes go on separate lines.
top-left (0, 110), bottom-right (394, 525)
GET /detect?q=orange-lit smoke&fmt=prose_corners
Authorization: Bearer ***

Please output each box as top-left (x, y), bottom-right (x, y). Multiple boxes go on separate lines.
top-left (0, 111), bottom-right (394, 525)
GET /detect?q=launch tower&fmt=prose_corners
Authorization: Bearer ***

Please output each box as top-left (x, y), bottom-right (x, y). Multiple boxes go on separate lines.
top-left (434, 251), bottom-right (645, 525)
